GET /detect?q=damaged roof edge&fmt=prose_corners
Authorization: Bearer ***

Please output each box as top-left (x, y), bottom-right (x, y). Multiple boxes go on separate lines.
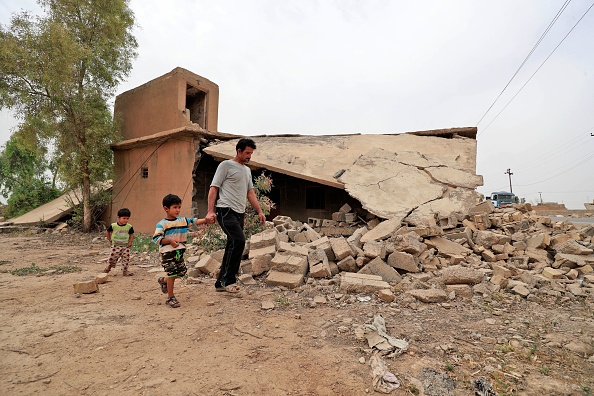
top-left (202, 148), bottom-right (345, 189)
top-left (110, 126), bottom-right (241, 150)
top-left (405, 126), bottom-right (477, 139)
top-left (215, 127), bottom-right (477, 140)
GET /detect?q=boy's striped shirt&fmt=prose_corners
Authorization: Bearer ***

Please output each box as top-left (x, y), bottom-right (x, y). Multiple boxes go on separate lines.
top-left (153, 216), bottom-right (195, 253)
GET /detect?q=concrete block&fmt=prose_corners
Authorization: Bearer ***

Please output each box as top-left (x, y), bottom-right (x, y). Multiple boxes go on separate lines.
top-left (362, 241), bottom-right (386, 259)
top-left (271, 253), bottom-right (308, 275)
top-left (73, 280), bottom-right (98, 294)
top-left (441, 265), bottom-right (484, 285)
top-left (339, 203), bottom-right (352, 213)
top-left (278, 240), bottom-right (309, 257)
top-left (251, 254), bottom-right (273, 276)
top-left (310, 262), bottom-right (332, 278)
top-left (346, 227), bottom-right (367, 249)
top-left (250, 229), bottom-right (280, 250)
top-left (443, 227), bottom-right (473, 242)
top-left (337, 256), bottom-right (358, 272)
top-left (308, 248), bottom-right (328, 265)
top-left (360, 216), bottom-right (404, 243)
top-left (377, 289), bottom-right (395, 302)
top-left (387, 251), bottom-right (420, 273)
top-left (445, 284), bottom-right (473, 299)
top-left (338, 272), bottom-right (391, 293)
top-left (406, 289), bottom-right (448, 303)
top-left (425, 236), bottom-right (471, 256)
top-left (95, 273), bottom-right (108, 284)
top-left (308, 217), bottom-right (322, 227)
top-left (329, 237), bottom-right (354, 260)
top-left (468, 200), bottom-right (495, 215)
top-left (358, 257), bottom-right (402, 283)
top-left (265, 270), bottom-right (304, 289)
top-left (332, 212), bottom-right (346, 222)
top-left (344, 213), bottom-right (357, 223)
top-left (542, 267), bottom-right (564, 279)
top-left (248, 244), bottom-right (277, 259)
top-left (195, 255), bottom-right (221, 275)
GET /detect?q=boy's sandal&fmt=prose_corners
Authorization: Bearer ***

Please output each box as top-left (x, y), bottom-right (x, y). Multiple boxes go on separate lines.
top-left (165, 296), bottom-right (180, 308)
top-left (157, 277), bottom-right (168, 294)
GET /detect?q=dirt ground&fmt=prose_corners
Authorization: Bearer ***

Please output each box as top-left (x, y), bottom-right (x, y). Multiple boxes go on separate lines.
top-left (0, 230), bottom-right (593, 396)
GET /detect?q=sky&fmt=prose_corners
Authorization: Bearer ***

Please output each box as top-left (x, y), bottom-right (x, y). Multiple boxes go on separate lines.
top-left (1, 0), bottom-right (593, 209)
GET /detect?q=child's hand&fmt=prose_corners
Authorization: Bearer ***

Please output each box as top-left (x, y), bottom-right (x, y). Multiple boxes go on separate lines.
top-left (170, 240), bottom-right (179, 248)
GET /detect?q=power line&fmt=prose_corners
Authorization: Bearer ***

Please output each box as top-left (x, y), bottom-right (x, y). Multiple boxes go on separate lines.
top-left (513, 150), bottom-right (594, 187)
top-left (479, 126), bottom-right (594, 178)
top-left (475, 0), bottom-right (572, 127)
top-left (478, 1), bottom-right (594, 136)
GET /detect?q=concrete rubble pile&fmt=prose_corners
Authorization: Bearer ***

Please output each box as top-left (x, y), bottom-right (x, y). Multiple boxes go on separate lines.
top-left (186, 199), bottom-right (594, 304)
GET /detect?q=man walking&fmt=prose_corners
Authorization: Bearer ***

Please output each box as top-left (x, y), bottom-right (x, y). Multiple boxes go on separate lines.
top-left (206, 138), bottom-right (266, 293)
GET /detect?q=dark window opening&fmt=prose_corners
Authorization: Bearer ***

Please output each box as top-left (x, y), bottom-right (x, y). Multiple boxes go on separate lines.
top-left (306, 186), bottom-right (325, 209)
top-left (141, 167), bottom-right (149, 178)
top-left (186, 84), bottom-right (207, 129)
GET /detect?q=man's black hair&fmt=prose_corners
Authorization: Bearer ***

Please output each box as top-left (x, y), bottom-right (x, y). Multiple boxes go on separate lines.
top-left (162, 194), bottom-right (182, 208)
top-left (236, 138), bottom-right (256, 152)
top-left (117, 208), bottom-right (131, 217)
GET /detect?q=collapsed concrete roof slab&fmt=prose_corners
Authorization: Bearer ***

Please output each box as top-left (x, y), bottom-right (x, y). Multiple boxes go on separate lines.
top-left (7, 190), bottom-right (81, 225)
top-left (338, 151), bottom-right (447, 219)
top-left (204, 128), bottom-right (481, 220)
top-left (6, 183), bottom-right (112, 226)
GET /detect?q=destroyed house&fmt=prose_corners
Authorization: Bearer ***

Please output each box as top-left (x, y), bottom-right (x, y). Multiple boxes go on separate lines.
top-left (110, 68), bottom-right (483, 233)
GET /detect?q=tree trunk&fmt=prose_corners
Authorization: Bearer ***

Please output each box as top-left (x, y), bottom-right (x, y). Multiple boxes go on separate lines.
top-left (82, 165), bottom-right (92, 233)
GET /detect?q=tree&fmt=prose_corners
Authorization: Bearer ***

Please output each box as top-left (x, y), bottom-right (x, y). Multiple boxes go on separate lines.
top-left (0, 0), bottom-right (137, 231)
top-left (0, 132), bottom-right (61, 218)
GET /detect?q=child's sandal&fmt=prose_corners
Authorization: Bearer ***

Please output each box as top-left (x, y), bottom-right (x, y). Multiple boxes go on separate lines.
top-left (165, 296), bottom-right (180, 308)
top-left (157, 277), bottom-right (168, 294)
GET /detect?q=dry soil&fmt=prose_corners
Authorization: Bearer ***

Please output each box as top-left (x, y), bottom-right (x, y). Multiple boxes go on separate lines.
top-left (0, 230), bottom-right (593, 396)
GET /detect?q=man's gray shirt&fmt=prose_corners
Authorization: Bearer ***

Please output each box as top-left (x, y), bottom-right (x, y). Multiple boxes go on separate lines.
top-left (210, 160), bottom-right (253, 214)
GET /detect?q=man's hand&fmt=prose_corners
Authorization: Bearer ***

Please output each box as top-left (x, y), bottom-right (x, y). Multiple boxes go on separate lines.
top-left (258, 212), bottom-right (266, 225)
top-left (206, 211), bottom-right (216, 224)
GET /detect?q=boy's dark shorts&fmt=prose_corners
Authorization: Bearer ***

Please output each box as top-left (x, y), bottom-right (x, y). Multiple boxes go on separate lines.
top-left (160, 248), bottom-right (187, 277)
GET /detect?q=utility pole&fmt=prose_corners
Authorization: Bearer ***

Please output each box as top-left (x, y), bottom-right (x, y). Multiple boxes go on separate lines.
top-left (504, 168), bottom-right (513, 194)
top-left (538, 192), bottom-right (543, 204)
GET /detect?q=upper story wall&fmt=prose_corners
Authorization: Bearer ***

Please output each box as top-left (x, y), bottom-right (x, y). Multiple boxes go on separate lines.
top-left (114, 67), bottom-right (219, 140)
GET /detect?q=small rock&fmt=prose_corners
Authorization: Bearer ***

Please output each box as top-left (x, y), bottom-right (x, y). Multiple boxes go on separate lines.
top-left (358, 357), bottom-right (366, 364)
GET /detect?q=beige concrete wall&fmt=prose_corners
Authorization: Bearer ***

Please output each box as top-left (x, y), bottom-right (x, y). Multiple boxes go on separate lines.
top-left (114, 68), bottom-right (219, 140)
top-left (111, 139), bottom-right (197, 233)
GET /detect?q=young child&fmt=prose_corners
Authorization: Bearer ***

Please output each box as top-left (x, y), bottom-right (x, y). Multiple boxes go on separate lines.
top-left (152, 194), bottom-right (209, 308)
top-left (104, 208), bottom-right (135, 276)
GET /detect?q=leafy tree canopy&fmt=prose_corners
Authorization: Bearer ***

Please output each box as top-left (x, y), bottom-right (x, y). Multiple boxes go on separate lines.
top-left (0, 0), bottom-right (138, 230)
top-left (0, 131), bottom-right (61, 218)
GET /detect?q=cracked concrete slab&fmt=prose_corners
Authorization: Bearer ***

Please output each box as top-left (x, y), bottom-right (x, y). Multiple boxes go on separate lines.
top-left (338, 151), bottom-right (446, 219)
top-left (204, 130), bottom-right (481, 220)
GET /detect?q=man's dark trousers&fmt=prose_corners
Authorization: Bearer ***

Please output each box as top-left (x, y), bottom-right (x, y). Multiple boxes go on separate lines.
top-left (215, 207), bottom-right (245, 287)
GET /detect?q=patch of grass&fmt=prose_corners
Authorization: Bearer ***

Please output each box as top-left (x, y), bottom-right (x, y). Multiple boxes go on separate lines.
top-left (445, 362), bottom-right (455, 372)
top-left (582, 385), bottom-right (592, 396)
top-left (0, 259), bottom-right (10, 265)
top-left (527, 342), bottom-right (539, 361)
top-left (408, 385), bottom-right (420, 395)
top-left (498, 342), bottom-right (515, 354)
top-left (274, 296), bottom-right (290, 306)
top-left (539, 366), bottom-right (551, 375)
top-left (11, 263), bottom-right (44, 276)
top-left (51, 265), bottom-right (82, 274)
top-left (10, 263), bottom-right (82, 276)
top-left (131, 234), bottom-right (159, 253)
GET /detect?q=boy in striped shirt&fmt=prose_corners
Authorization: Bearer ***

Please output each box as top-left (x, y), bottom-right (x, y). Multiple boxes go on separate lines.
top-left (153, 194), bottom-right (210, 308)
